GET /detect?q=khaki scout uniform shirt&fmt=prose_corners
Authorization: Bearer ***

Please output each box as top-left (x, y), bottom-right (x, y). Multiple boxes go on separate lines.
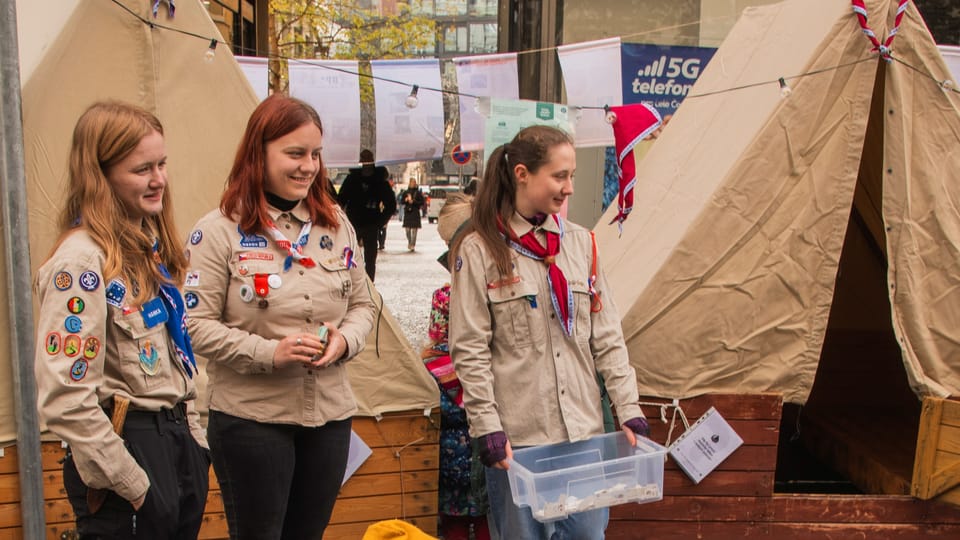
top-left (184, 203), bottom-right (375, 426)
top-left (35, 230), bottom-right (206, 502)
top-left (449, 213), bottom-right (643, 447)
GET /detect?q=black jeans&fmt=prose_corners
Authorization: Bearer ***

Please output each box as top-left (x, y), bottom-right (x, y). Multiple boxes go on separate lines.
top-left (62, 405), bottom-right (210, 540)
top-left (355, 224), bottom-right (380, 281)
top-left (207, 410), bottom-right (352, 540)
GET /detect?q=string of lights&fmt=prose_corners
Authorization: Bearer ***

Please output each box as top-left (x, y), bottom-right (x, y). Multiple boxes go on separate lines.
top-left (108, 0), bottom-right (960, 110)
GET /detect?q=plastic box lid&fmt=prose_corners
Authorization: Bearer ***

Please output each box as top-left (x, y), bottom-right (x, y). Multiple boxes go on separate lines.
top-left (506, 431), bottom-right (666, 522)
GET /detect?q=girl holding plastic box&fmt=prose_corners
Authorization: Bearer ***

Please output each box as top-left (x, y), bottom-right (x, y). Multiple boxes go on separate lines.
top-left (447, 125), bottom-right (650, 539)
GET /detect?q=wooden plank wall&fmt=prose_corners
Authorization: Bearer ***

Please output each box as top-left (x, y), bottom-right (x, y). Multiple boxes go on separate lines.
top-left (913, 397), bottom-right (960, 505)
top-left (0, 411), bottom-right (439, 539)
top-left (606, 393), bottom-right (960, 539)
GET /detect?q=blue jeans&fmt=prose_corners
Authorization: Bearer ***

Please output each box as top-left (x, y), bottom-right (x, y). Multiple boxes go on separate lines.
top-left (485, 465), bottom-right (608, 540)
top-left (208, 410), bottom-right (352, 540)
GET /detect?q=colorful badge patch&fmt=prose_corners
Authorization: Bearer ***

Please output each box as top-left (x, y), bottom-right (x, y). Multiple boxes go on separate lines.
top-left (184, 271), bottom-right (200, 287)
top-left (319, 235), bottom-right (334, 250)
top-left (139, 340), bottom-right (160, 375)
top-left (238, 251), bottom-right (274, 262)
top-left (184, 292), bottom-right (199, 309)
top-left (67, 297), bottom-right (85, 314)
top-left (64, 315), bottom-right (83, 333)
top-left (238, 226), bottom-right (268, 248)
top-left (455, 256), bottom-right (463, 272)
top-left (79, 271), bottom-right (100, 291)
top-left (63, 335), bottom-right (81, 357)
top-left (83, 337), bottom-right (101, 360)
top-left (237, 264), bottom-right (249, 276)
top-left (190, 230), bottom-right (203, 245)
top-left (54, 271), bottom-right (73, 291)
top-left (45, 332), bottom-right (62, 355)
top-left (69, 359), bottom-right (88, 381)
top-left (105, 280), bottom-right (127, 308)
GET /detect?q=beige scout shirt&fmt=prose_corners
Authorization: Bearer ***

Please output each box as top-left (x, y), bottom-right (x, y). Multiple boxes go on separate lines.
top-left (184, 203), bottom-right (375, 426)
top-left (35, 230), bottom-right (206, 502)
top-left (449, 213), bottom-right (643, 447)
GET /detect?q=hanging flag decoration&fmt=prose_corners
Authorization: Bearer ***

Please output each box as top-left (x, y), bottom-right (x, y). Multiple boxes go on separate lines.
top-left (453, 53), bottom-right (520, 151)
top-left (557, 37), bottom-right (623, 148)
top-left (607, 103), bottom-right (662, 231)
top-left (851, 0), bottom-right (909, 60)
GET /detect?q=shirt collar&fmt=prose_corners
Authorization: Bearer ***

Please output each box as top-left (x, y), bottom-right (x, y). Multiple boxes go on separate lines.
top-left (267, 200), bottom-right (312, 223)
top-left (509, 211), bottom-right (560, 236)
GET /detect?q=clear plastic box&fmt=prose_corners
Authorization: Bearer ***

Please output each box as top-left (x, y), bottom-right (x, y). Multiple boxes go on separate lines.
top-left (506, 431), bottom-right (666, 522)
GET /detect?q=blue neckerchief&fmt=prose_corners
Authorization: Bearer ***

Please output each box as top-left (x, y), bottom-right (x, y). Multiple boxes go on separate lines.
top-left (153, 241), bottom-right (197, 378)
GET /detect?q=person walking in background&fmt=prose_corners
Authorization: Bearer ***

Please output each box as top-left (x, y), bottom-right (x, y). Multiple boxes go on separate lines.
top-left (35, 101), bottom-right (209, 539)
top-left (447, 125), bottom-right (650, 540)
top-left (426, 193), bottom-right (491, 540)
top-left (401, 179), bottom-right (426, 251)
top-left (183, 95), bottom-right (376, 539)
top-left (378, 176), bottom-right (395, 251)
top-left (337, 148), bottom-right (396, 280)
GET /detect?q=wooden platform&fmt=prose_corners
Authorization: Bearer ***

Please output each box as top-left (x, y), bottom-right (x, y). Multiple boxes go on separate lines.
top-left (0, 411), bottom-right (439, 539)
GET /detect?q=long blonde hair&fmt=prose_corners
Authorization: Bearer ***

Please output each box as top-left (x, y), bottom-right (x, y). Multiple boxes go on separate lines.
top-left (51, 101), bottom-right (186, 306)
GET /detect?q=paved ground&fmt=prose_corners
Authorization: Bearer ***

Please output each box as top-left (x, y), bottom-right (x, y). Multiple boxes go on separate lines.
top-left (372, 216), bottom-right (450, 353)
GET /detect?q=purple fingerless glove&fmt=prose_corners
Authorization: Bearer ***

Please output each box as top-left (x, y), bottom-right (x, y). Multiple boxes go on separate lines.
top-left (477, 431), bottom-right (508, 467)
top-left (623, 417), bottom-right (650, 438)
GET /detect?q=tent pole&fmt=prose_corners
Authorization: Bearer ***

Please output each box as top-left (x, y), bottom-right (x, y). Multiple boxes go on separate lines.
top-left (0, 0), bottom-right (46, 537)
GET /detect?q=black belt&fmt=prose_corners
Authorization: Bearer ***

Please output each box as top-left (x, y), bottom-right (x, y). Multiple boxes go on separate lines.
top-left (103, 401), bottom-right (187, 424)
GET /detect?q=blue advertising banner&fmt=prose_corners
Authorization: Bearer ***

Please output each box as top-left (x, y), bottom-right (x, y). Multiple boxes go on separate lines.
top-left (621, 43), bottom-right (717, 115)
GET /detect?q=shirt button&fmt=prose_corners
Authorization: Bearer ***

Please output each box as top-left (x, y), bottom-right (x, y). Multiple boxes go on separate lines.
top-left (550, 314), bottom-right (555, 319)
top-left (304, 294), bottom-right (310, 300)
top-left (285, 223), bottom-right (292, 229)
top-left (299, 270), bottom-right (305, 276)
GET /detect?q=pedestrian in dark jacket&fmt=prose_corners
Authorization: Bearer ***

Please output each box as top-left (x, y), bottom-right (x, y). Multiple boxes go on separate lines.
top-left (401, 179), bottom-right (426, 251)
top-left (337, 149), bottom-right (397, 280)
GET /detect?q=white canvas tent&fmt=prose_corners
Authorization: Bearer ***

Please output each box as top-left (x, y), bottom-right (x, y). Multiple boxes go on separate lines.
top-left (596, 0), bottom-right (960, 404)
top-left (2, 0), bottom-right (436, 446)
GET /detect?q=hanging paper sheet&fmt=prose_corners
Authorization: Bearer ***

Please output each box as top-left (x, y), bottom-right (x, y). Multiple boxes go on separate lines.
top-left (453, 52), bottom-right (520, 152)
top-left (371, 59), bottom-right (445, 164)
top-left (236, 55), bottom-right (270, 102)
top-left (558, 37), bottom-right (622, 148)
top-left (289, 60), bottom-right (362, 168)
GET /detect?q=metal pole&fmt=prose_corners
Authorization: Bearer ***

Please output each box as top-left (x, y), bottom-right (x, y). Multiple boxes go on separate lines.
top-left (0, 0), bottom-right (46, 537)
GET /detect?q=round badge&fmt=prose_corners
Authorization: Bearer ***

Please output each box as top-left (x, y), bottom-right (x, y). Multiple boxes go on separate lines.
top-left (455, 256), bottom-right (463, 272)
top-left (83, 337), bottom-right (101, 360)
top-left (63, 335), bottom-right (81, 357)
top-left (238, 264), bottom-right (249, 276)
top-left (184, 292), bottom-right (199, 309)
top-left (79, 271), bottom-right (100, 291)
top-left (69, 359), bottom-right (88, 381)
top-left (268, 274), bottom-right (282, 289)
top-left (45, 332), bottom-right (62, 355)
top-left (64, 315), bottom-right (83, 333)
top-left (258, 299), bottom-right (269, 309)
top-left (54, 271), bottom-right (73, 291)
top-left (239, 284), bottom-right (255, 303)
top-left (67, 297), bottom-right (85, 314)
top-left (190, 230), bottom-right (203, 245)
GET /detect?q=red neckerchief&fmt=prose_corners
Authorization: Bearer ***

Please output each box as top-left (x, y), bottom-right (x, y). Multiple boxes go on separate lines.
top-left (498, 214), bottom-right (573, 336)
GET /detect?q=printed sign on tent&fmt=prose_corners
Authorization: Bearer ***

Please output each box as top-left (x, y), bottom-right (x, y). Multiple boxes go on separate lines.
top-left (621, 43), bottom-right (717, 115)
top-left (236, 56), bottom-right (270, 102)
top-left (371, 59), bottom-right (445, 164)
top-left (288, 60), bottom-right (362, 168)
top-left (558, 37), bottom-right (622, 148)
top-left (453, 52), bottom-right (520, 152)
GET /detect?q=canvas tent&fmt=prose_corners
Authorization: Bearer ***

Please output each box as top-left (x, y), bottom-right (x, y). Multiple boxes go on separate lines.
top-left (595, 0), bottom-right (960, 405)
top-left (2, 0), bottom-right (437, 447)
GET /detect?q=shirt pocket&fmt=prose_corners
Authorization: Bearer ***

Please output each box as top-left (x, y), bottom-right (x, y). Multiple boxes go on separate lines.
top-left (570, 283), bottom-right (593, 345)
top-left (316, 257), bottom-right (353, 302)
top-left (112, 311), bottom-right (171, 391)
top-left (487, 280), bottom-right (543, 349)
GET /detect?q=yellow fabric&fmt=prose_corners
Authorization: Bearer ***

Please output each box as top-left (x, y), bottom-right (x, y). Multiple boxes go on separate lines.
top-left (362, 519), bottom-right (437, 540)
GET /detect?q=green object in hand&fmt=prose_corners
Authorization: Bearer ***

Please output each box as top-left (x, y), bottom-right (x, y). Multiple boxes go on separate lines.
top-left (317, 325), bottom-right (329, 345)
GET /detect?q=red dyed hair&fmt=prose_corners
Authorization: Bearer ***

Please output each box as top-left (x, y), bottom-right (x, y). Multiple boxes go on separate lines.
top-left (220, 94), bottom-right (338, 233)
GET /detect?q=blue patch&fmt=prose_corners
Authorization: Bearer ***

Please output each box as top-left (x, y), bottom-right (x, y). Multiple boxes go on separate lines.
top-left (184, 292), bottom-right (199, 309)
top-left (455, 256), bottom-right (463, 272)
top-left (69, 359), bottom-right (88, 381)
top-left (78, 271), bottom-right (100, 292)
top-left (190, 229), bottom-right (203, 245)
top-left (140, 297), bottom-right (169, 329)
top-left (105, 280), bottom-right (126, 308)
top-left (64, 315), bottom-right (83, 333)
top-left (238, 226), bottom-right (268, 248)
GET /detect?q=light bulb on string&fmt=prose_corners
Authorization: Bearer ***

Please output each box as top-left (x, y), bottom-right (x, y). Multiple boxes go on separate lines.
top-left (778, 77), bottom-right (792, 98)
top-left (941, 79), bottom-right (955, 92)
top-left (405, 85), bottom-right (420, 109)
top-left (603, 105), bottom-right (617, 124)
top-left (204, 39), bottom-right (218, 63)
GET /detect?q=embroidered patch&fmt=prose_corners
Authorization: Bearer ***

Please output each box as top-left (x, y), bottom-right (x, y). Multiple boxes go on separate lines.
top-left (83, 337), bottom-right (101, 360)
top-left (184, 271), bottom-right (200, 287)
top-left (190, 230), bottom-right (203, 245)
top-left (455, 256), bottom-right (463, 272)
top-left (67, 297), bottom-right (85, 314)
top-left (139, 340), bottom-right (160, 375)
top-left (238, 226), bottom-right (268, 248)
top-left (63, 335), bottom-right (81, 357)
top-left (64, 315), bottom-right (83, 334)
top-left (238, 251), bottom-right (274, 262)
top-left (105, 280), bottom-right (127, 307)
top-left (54, 271), bottom-right (73, 291)
top-left (319, 235), bottom-right (334, 250)
top-left (45, 332), bottom-right (62, 355)
top-left (79, 271), bottom-right (100, 291)
top-left (184, 292), bottom-right (199, 309)
top-left (69, 359), bottom-right (88, 381)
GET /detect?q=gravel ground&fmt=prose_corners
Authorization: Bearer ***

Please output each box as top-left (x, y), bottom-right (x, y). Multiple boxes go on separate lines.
top-left (371, 216), bottom-right (451, 353)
